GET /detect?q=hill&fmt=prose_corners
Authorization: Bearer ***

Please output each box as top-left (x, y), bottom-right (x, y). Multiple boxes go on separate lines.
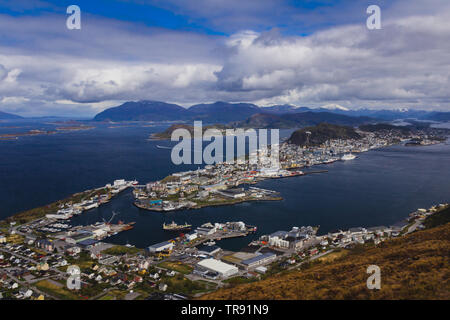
top-left (93, 101), bottom-right (261, 123)
top-left (150, 123), bottom-right (229, 140)
top-left (200, 210), bottom-right (450, 300)
top-left (423, 112), bottom-right (450, 122)
top-left (93, 101), bottom-right (188, 121)
top-left (239, 111), bottom-right (373, 129)
top-left (187, 101), bottom-right (260, 122)
top-left (258, 104), bottom-right (305, 114)
top-left (359, 123), bottom-right (412, 133)
top-left (288, 123), bottom-right (361, 146)
top-left (239, 113), bottom-right (298, 128)
top-left (0, 110), bottom-right (23, 120)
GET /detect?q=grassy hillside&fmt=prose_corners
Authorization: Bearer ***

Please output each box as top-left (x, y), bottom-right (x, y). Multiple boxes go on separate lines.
top-left (200, 217), bottom-right (450, 300)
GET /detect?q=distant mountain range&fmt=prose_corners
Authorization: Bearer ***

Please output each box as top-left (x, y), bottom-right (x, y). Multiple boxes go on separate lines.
top-left (93, 100), bottom-right (450, 124)
top-left (237, 111), bottom-right (373, 128)
top-left (423, 112), bottom-right (450, 122)
top-left (0, 110), bottom-right (23, 120)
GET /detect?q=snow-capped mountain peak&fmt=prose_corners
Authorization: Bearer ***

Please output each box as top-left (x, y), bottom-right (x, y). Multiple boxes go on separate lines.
top-left (319, 104), bottom-right (349, 111)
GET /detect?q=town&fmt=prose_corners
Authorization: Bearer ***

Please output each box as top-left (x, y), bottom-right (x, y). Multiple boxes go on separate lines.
top-left (133, 126), bottom-right (444, 212)
top-left (0, 126), bottom-right (447, 300)
top-left (0, 200), bottom-right (447, 300)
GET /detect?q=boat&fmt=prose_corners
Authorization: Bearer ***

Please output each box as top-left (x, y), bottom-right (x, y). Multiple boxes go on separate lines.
top-left (163, 221), bottom-right (192, 231)
top-left (341, 153), bottom-right (356, 161)
top-left (205, 240), bottom-right (216, 246)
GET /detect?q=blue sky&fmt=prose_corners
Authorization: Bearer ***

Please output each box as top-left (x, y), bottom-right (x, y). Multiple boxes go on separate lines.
top-left (1, 0), bottom-right (386, 35)
top-left (0, 0), bottom-right (449, 116)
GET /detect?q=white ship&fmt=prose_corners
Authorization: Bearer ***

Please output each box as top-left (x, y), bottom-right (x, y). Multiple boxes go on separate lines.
top-left (341, 153), bottom-right (356, 161)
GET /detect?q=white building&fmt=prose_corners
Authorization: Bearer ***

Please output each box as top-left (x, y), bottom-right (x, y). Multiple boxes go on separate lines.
top-left (113, 179), bottom-right (126, 187)
top-left (185, 233), bottom-right (198, 241)
top-left (93, 227), bottom-right (109, 239)
top-left (268, 236), bottom-right (289, 249)
top-left (197, 259), bottom-right (239, 278)
top-left (147, 241), bottom-right (174, 253)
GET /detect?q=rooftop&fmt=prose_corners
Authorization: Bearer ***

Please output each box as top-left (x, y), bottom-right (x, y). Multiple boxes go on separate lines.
top-left (241, 253), bottom-right (276, 266)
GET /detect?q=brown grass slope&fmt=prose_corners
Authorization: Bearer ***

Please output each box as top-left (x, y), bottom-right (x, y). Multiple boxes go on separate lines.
top-left (200, 223), bottom-right (450, 300)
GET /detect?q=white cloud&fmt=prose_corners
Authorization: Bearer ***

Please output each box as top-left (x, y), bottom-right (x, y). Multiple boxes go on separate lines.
top-left (1, 1), bottom-right (450, 116)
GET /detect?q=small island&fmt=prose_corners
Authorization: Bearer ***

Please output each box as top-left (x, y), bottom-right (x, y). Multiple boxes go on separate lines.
top-left (149, 123), bottom-right (231, 140)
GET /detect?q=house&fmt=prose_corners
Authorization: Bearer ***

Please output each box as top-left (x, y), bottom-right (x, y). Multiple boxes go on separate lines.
top-left (159, 283), bottom-right (168, 292)
top-left (19, 288), bottom-right (33, 298)
top-left (138, 260), bottom-right (150, 270)
top-left (66, 246), bottom-right (81, 255)
top-left (150, 272), bottom-right (159, 280)
top-left (31, 292), bottom-right (45, 300)
top-left (35, 239), bottom-right (55, 252)
top-left (36, 262), bottom-right (49, 271)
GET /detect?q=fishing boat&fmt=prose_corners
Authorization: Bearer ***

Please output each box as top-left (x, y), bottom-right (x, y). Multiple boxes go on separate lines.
top-left (163, 221), bottom-right (192, 231)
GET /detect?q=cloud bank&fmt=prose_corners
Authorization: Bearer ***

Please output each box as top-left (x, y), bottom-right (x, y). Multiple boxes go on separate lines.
top-left (0, 0), bottom-right (449, 116)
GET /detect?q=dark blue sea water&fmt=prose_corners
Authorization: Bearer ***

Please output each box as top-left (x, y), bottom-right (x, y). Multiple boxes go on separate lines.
top-left (1, 120), bottom-right (449, 251)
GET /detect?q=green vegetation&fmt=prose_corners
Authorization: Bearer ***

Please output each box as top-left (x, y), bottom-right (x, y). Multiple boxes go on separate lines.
top-left (288, 123), bottom-right (361, 147)
top-left (35, 279), bottom-right (81, 300)
top-left (223, 276), bottom-right (258, 285)
top-left (165, 274), bottom-right (214, 295)
top-left (102, 245), bottom-right (141, 256)
top-left (66, 252), bottom-right (96, 272)
top-left (157, 261), bottom-right (193, 274)
top-left (151, 123), bottom-right (230, 140)
top-left (359, 123), bottom-right (411, 133)
top-left (424, 206), bottom-right (450, 229)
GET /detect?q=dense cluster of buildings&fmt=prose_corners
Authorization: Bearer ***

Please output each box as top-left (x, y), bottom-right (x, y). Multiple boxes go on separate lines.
top-left (132, 127), bottom-right (435, 212)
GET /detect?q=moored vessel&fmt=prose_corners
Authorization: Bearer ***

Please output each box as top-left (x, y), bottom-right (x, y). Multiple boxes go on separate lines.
top-left (163, 221), bottom-right (192, 231)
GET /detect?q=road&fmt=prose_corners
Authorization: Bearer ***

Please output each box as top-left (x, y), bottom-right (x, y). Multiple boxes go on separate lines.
top-left (287, 249), bottom-right (334, 271)
top-left (405, 218), bottom-right (424, 235)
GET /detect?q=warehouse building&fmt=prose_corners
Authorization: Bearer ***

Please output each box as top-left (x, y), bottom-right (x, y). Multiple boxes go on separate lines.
top-left (146, 241), bottom-right (174, 253)
top-left (241, 253), bottom-right (277, 269)
top-left (65, 231), bottom-right (94, 245)
top-left (197, 245), bottom-right (221, 256)
top-left (196, 258), bottom-right (239, 279)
